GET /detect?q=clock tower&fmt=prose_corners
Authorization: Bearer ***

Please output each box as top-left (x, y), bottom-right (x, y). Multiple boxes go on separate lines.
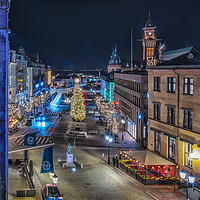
top-left (142, 12), bottom-right (157, 64)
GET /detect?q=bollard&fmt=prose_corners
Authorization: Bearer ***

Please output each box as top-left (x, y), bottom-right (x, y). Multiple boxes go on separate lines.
top-left (74, 157), bottom-right (77, 162)
top-left (62, 163), bottom-right (66, 168)
top-left (102, 153), bottom-right (104, 158)
top-left (81, 163), bottom-right (83, 169)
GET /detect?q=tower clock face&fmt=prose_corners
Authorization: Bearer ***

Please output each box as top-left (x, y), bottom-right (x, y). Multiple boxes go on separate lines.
top-left (148, 32), bottom-right (152, 36)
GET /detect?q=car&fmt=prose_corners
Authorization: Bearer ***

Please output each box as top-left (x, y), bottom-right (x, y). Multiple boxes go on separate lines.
top-left (66, 130), bottom-right (87, 138)
top-left (42, 184), bottom-right (64, 200)
top-left (35, 113), bottom-right (46, 121)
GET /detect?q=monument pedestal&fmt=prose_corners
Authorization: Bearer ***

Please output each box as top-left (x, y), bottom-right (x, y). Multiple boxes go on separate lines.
top-left (67, 153), bottom-right (73, 165)
top-left (63, 153), bottom-right (75, 168)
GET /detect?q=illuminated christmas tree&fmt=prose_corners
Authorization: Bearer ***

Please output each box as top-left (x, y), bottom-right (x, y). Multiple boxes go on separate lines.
top-left (112, 116), bottom-right (119, 135)
top-left (70, 79), bottom-right (86, 121)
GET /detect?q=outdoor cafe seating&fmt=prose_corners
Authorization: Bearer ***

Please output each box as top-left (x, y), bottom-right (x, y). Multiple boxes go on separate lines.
top-left (119, 150), bottom-right (178, 185)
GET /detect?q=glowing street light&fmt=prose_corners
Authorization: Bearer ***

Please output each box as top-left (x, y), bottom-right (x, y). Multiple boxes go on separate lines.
top-left (105, 135), bottom-right (113, 164)
top-left (180, 170), bottom-right (195, 199)
top-left (121, 119), bottom-right (125, 140)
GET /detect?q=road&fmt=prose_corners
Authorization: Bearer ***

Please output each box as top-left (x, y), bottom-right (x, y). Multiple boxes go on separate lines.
top-left (27, 101), bottom-right (153, 200)
top-left (8, 92), bottom-right (154, 200)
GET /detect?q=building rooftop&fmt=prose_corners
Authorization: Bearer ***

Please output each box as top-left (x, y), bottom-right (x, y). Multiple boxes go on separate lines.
top-left (147, 65), bottom-right (200, 70)
top-left (158, 46), bottom-right (200, 65)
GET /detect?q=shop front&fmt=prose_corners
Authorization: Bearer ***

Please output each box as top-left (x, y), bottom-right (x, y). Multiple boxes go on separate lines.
top-left (127, 121), bottom-right (137, 139)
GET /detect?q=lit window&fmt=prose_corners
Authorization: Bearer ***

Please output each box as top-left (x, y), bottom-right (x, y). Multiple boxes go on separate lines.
top-left (185, 142), bottom-right (193, 168)
top-left (155, 131), bottom-right (161, 153)
top-left (167, 77), bottom-right (175, 93)
top-left (183, 78), bottom-right (193, 95)
top-left (169, 137), bottom-right (175, 160)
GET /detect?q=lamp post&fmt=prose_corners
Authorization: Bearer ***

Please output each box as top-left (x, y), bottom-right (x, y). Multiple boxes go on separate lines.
top-left (121, 119), bottom-right (125, 140)
top-left (180, 170), bottom-right (195, 200)
top-left (52, 174), bottom-right (58, 198)
top-left (105, 135), bottom-right (113, 164)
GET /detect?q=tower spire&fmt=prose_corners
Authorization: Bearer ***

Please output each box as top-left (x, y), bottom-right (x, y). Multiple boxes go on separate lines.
top-left (149, 10), bottom-right (151, 18)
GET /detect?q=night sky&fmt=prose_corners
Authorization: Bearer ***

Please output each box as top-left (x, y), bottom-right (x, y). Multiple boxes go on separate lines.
top-left (9, 0), bottom-right (200, 70)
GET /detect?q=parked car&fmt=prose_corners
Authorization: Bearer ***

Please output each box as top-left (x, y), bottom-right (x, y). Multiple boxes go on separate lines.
top-left (42, 184), bottom-right (64, 200)
top-left (66, 130), bottom-right (87, 138)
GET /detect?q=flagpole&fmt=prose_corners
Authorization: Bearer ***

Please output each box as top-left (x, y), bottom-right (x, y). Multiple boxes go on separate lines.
top-left (131, 28), bottom-right (133, 71)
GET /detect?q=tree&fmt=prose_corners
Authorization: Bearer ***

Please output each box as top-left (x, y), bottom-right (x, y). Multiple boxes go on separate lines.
top-left (112, 116), bottom-right (119, 135)
top-left (70, 81), bottom-right (86, 121)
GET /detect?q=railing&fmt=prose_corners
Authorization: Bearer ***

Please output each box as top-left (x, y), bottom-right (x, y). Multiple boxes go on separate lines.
top-left (119, 162), bottom-right (177, 186)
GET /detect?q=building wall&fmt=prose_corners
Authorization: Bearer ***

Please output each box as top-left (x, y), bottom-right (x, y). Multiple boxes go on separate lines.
top-left (107, 65), bottom-right (122, 73)
top-left (114, 72), bottom-right (148, 147)
top-left (8, 61), bottom-right (17, 100)
top-left (101, 78), bottom-right (114, 103)
top-left (148, 67), bottom-right (200, 174)
top-left (27, 67), bottom-right (33, 98)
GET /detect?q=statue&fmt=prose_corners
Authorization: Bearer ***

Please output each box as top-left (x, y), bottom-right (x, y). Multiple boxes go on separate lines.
top-left (67, 143), bottom-right (72, 154)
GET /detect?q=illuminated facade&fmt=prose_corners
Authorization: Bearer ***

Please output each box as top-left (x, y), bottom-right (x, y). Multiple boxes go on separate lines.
top-left (15, 52), bottom-right (28, 103)
top-left (114, 71), bottom-right (148, 148)
top-left (8, 50), bottom-right (17, 100)
top-left (47, 70), bottom-right (52, 86)
top-left (147, 47), bottom-right (200, 174)
top-left (143, 13), bottom-right (157, 66)
top-left (101, 73), bottom-right (115, 103)
top-left (21, 50), bottom-right (46, 98)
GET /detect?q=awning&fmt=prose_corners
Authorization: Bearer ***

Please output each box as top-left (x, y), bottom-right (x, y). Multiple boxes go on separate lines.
top-left (123, 150), bottom-right (176, 166)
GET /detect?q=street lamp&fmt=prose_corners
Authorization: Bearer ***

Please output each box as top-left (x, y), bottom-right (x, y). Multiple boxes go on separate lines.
top-left (180, 170), bottom-right (195, 200)
top-left (121, 119), bottom-right (125, 140)
top-left (52, 174), bottom-right (58, 197)
top-left (105, 135), bottom-right (113, 164)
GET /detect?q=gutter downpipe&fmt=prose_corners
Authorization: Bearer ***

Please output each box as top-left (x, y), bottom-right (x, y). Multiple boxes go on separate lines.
top-left (173, 68), bottom-right (180, 168)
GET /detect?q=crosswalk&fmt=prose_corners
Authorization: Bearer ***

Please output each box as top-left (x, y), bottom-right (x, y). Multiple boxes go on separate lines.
top-left (46, 109), bottom-right (64, 116)
top-left (14, 136), bottom-right (52, 146)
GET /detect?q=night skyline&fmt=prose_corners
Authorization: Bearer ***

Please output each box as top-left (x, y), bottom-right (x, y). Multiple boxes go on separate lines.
top-left (9, 0), bottom-right (200, 70)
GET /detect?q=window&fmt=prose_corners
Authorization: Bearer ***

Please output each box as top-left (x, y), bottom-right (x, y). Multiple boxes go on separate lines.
top-left (185, 142), bottom-right (193, 168)
top-left (183, 110), bottom-right (193, 130)
top-left (168, 77), bottom-right (176, 93)
top-left (155, 131), bottom-right (161, 153)
top-left (183, 78), bottom-right (193, 95)
top-left (167, 106), bottom-right (175, 125)
top-left (153, 103), bottom-right (160, 120)
top-left (169, 137), bottom-right (175, 160)
top-left (154, 77), bottom-right (160, 91)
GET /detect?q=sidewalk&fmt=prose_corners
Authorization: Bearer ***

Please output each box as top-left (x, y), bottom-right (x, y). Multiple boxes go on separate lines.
top-left (8, 163), bottom-right (42, 200)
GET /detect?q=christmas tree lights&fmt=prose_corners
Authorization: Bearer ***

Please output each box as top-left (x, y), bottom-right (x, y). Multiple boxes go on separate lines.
top-left (70, 79), bottom-right (86, 121)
